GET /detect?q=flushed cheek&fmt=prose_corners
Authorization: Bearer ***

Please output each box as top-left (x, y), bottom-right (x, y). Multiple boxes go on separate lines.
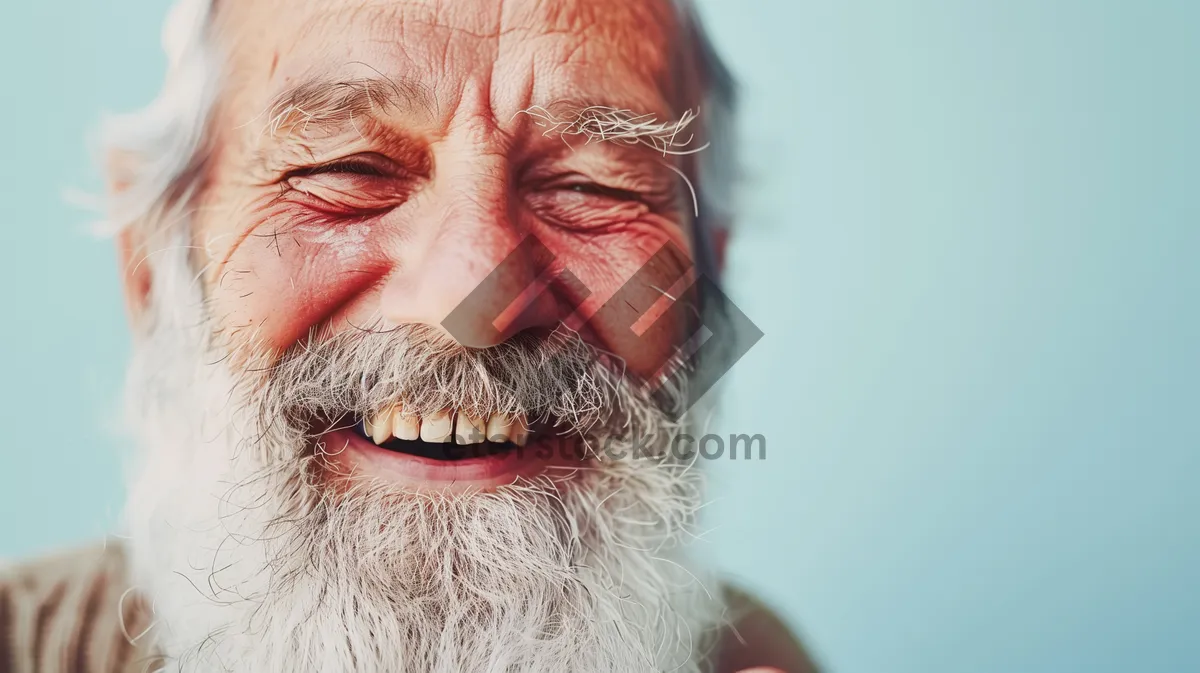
top-left (205, 213), bottom-right (390, 354)
top-left (549, 223), bottom-right (696, 381)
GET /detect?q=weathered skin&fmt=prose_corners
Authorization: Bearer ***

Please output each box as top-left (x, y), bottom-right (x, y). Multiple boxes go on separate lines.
top-left (190, 0), bottom-right (694, 379)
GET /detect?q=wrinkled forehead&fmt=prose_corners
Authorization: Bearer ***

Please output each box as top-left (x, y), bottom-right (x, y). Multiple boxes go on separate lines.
top-left (212, 0), bottom-right (685, 126)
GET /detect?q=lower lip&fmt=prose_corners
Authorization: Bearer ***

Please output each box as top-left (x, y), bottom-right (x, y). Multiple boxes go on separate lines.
top-left (319, 428), bottom-right (549, 490)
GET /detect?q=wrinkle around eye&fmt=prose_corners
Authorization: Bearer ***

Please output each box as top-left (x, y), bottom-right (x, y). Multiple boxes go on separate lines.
top-left (283, 174), bottom-right (410, 215)
top-left (526, 188), bottom-right (657, 230)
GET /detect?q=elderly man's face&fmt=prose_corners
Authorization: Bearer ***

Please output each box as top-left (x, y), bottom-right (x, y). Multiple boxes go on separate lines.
top-left (184, 0), bottom-right (701, 486)
top-left (120, 0), bottom-right (719, 669)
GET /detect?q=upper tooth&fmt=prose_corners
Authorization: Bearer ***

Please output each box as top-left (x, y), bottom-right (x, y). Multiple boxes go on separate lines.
top-left (370, 408), bottom-right (394, 445)
top-left (455, 414), bottom-right (487, 445)
top-left (392, 409), bottom-right (420, 441)
top-left (510, 416), bottom-right (531, 447)
top-left (368, 408), bottom-right (533, 446)
top-left (486, 413), bottom-right (513, 443)
top-left (420, 410), bottom-right (453, 443)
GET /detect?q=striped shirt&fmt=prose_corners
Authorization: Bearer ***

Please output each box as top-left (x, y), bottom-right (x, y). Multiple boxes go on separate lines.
top-left (0, 544), bottom-right (159, 673)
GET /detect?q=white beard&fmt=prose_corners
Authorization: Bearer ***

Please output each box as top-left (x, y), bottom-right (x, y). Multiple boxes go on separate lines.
top-left (121, 243), bottom-right (722, 672)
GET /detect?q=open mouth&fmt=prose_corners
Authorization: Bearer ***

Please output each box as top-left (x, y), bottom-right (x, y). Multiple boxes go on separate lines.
top-left (349, 407), bottom-right (536, 462)
top-left (319, 405), bottom-right (586, 487)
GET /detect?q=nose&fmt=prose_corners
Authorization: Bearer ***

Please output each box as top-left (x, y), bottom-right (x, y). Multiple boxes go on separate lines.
top-left (377, 168), bottom-right (562, 348)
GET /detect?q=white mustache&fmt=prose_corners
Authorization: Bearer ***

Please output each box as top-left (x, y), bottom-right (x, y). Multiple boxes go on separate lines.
top-left (247, 324), bottom-right (684, 456)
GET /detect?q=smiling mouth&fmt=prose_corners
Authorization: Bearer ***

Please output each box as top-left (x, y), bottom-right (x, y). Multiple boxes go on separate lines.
top-left (349, 407), bottom-right (536, 462)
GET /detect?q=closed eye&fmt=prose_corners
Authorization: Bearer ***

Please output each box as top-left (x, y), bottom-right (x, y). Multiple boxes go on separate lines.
top-left (284, 153), bottom-right (397, 179)
top-left (275, 152), bottom-right (416, 215)
top-left (562, 182), bottom-right (644, 202)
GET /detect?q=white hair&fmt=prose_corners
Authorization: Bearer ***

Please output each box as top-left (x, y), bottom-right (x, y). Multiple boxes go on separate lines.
top-left (99, 0), bottom-right (216, 241)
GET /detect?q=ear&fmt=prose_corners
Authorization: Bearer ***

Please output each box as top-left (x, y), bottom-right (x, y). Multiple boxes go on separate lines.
top-left (108, 150), bottom-right (153, 328)
top-left (116, 227), bottom-right (153, 327)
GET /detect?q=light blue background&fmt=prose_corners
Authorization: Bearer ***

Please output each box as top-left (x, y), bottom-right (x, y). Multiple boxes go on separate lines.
top-left (2, 2), bottom-right (1197, 672)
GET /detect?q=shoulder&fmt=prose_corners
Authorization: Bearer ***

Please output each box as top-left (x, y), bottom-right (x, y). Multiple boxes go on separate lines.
top-left (0, 542), bottom-right (156, 673)
top-left (715, 584), bottom-right (822, 673)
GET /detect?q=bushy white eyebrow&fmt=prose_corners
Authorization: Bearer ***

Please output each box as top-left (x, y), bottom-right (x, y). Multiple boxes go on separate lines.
top-left (253, 74), bottom-right (435, 140)
top-left (515, 105), bottom-right (709, 158)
